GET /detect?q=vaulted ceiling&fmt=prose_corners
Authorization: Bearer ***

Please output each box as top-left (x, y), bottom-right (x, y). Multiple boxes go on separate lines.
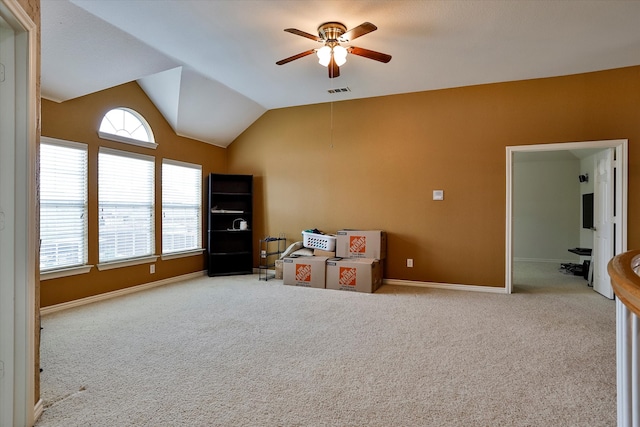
top-left (41, 0), bottom-right (640, 147)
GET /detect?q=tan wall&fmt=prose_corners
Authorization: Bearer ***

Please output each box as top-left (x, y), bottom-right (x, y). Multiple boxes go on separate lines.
top-left (41, 82), bottom-right (227, 307)
top-left (40, 66), bottom-right (640, 301)
top-left (227, 66), bottom-right (640, 287)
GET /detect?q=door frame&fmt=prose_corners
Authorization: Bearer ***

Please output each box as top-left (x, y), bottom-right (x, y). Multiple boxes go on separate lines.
top-left (505, 139), bottom-right (628, 294)
top-left (0, 0), bottom-right (37, 425)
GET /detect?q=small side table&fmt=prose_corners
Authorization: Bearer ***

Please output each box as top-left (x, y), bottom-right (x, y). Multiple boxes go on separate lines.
top-left (568, 247), bottom-right (592, 256)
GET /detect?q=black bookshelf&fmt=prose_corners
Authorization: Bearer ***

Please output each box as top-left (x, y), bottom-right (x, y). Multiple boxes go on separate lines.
top-left (207, 173), bottom-right (253, 276)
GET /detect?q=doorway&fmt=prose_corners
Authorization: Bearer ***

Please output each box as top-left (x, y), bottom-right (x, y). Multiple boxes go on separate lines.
top-left (0, 0), bottom-right (37, 425)
top-left (505, 140), bottom-right (628, 295)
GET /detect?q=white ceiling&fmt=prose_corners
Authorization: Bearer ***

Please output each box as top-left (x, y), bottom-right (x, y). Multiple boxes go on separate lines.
top-left (41, 0), bottom-right (640, 148)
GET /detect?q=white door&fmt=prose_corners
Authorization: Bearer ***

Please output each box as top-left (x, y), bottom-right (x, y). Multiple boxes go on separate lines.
top-left (592, 149), bottom-right (615, 299)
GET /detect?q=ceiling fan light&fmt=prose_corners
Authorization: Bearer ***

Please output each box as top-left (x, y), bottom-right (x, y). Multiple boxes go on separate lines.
top-left (333, 45), bottom-right (347, 66)
top-left (317, 46), bottom-right (331, 67)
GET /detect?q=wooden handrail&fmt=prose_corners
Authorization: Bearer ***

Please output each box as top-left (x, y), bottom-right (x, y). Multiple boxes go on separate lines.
top-left (608, 249), bottom-right (640, 317)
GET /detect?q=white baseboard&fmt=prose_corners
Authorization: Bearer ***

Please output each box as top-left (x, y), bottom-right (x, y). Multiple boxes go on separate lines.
top-left (34, 398), bottom-right (43, 422)
top-left (40, 271), bottom-right (207, 315)
top-left (514, 257), bottom-right (577, 264)
top-left (383, 278), bottom-right (508, 294)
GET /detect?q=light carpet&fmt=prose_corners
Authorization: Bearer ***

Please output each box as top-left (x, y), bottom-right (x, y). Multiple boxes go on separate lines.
top-left (36, 262), bottom-right (616, 426)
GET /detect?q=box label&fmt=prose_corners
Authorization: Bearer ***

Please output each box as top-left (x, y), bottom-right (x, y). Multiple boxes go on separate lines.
top-left (339, 266), bottom-right (357, 286)
top-left (296, 264), bottom-right (312, 282)
top-left (349, 235), bottom-right (367, 254)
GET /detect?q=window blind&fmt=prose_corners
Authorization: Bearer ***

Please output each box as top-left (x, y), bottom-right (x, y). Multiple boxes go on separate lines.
top-left (98, 148), bottom-right (155, 263)
top-left (40, 139), bottom-right (88, 271)
top-left (162, 160), bottom-right (202, 254)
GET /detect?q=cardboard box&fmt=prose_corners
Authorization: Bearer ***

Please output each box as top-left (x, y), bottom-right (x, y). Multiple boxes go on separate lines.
top-left (326, 258), bottom-right (383, 293)
top-left (336, 230), bottom-right (387, 259)
top-left (282, 256), bottom-right (329, 288)
top-left (313, 249), bottom-right (336, 258)
top-left (274, 259), bottom-right (283, 280)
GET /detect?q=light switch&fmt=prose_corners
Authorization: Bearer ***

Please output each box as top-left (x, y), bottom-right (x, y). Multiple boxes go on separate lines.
top-left (433, 190), bottom-right (444, 201)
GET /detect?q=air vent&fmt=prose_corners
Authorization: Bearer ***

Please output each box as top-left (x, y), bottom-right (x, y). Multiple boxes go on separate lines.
top-left (327, 87), bottom-right (351, 94)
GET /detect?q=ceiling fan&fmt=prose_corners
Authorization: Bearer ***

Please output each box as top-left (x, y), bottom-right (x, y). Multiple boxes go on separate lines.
top-left (276, 21), bottom-right (392, 78)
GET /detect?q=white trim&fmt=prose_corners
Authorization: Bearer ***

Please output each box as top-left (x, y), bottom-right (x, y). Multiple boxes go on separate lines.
top-left (98, 131), bottom-right (158, 149)
top-left (34, 399), bottom-right (43, 421)
top-left (0, 1), bottom-right (37, 425)
top-left (505, 146), bottom-right (514, 294)
top-left (40, 137), bottom-right (89, 273)
top-left (40, 265), bottom-right (93, 280)
top-left (162, 158), bottom-right (202, 170)
top-left (161, 160), bottom-right (203, 256)
top-left (617, 141), bottom-right (629, 258)
top-left (513, 257), bottom-right (578, 264)
top-left (40, 135), bottom-right (87, 150)
top-left (97, 255), bottom-right (158, 271)
top-left (161, 249), bottom-right (205, 260)
top-left (506, 139), bottom-right (628, 295)
top-left (383, 278), bottom-right (509, 294)
top-left (40, 271), bottom-right (207, 315)
top-left (99, 145), bottom-right (155, 162)
top-left (98, 107), bottom-right (156, 148)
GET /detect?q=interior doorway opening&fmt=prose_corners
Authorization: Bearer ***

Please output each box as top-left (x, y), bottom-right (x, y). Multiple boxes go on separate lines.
top-left (505, 140), bottom-right (628, 295)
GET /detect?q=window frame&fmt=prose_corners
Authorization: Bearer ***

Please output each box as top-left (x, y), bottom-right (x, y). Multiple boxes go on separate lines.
top-left (97, 147), bottom-right (157, 270)
top-left (39, 136), bottom-right (92, 280)
top-left (98, 107), bottom-right (158, 150)
top-left (161, 159), bottom-right (204, 259)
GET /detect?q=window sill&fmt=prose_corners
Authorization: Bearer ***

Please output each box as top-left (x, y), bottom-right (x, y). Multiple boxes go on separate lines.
top-left (97, 255), bottom-right (159, 271)
top-left (98, 131), bottom-right (158, 149)
top-left (41, 265), bottom-right (93, 281)
top-left (161, 249), bottom-right (205, 261)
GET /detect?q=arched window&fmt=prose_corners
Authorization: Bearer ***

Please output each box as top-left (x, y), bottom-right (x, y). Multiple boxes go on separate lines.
top-left (98, 107), bottom-right (157, 149)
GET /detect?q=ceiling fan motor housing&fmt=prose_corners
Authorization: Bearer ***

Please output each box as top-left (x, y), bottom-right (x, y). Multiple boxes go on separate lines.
top-left (318, 22), bottom-right (347, 43)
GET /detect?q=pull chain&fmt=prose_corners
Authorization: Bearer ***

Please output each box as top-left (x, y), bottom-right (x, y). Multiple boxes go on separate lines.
top-left (330, 101), bottom-right (334, 149)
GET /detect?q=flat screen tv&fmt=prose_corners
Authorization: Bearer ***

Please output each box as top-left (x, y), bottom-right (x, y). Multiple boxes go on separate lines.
top-left (583, 193), bottom-right (594, 229)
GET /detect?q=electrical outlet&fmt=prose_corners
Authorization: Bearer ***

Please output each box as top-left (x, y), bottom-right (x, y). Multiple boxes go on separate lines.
top-left (150, 264), bottom-right (155, 274)
top-left (407, 259), bottom-right (413, 268)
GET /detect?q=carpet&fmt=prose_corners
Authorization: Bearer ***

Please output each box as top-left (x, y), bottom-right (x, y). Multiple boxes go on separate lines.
top-left (36, 262), bottom-right (616, 426)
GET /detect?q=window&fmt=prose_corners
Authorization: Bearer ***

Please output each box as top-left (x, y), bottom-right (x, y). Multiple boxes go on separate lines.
top-left (98, 148), bottom-right (155, 264)
top-left (98, 107), bottom-right (157, 149)
top-left (162, 160), bottom-right (202, 255)
top-left (40, 138), bottom-right (88, 271)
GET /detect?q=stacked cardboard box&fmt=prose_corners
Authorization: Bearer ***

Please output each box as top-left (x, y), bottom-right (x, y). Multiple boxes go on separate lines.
top-left (328, 230), bottom-right (386, 292)
top-left (282, 256), bottom-right (329, 288)
top-left (335, 230), bottom-right (387, 259)
top-left (326, 258), bottom-right (383, 293)
top-left (282, 230), bottom-right (387, 293)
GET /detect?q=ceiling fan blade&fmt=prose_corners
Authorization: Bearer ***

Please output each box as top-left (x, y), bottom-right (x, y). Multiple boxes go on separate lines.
top-left (347, 46), bottom-right (392, 63)
top-left (328, 56), bottom-right (340, 78)
top-left (284, 28), bottom-right (322, 42)
top-left (276, 49), bottom-right (316, 66)
top-left (340, 22), bottom-right (377, 42)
